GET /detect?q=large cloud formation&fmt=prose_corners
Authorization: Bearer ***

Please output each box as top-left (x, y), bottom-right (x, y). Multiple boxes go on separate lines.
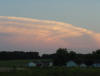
top-left (0, 16), bottom-right (100, 53)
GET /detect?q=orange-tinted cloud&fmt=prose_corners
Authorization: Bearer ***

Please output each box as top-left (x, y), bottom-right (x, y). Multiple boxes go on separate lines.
top-left (0, 16), bottom-right (100, 52)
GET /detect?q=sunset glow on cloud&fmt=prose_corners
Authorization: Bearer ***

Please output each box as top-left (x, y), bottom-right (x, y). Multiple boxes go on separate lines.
top-left (0, 16), bottom-right (100, 52)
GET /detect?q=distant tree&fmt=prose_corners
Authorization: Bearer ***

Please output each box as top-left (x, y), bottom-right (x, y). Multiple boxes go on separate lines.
top-left (1, 48), bottom-right (100, 66)
top-left (53, 48), bottom-right (69, 66)
top-left (92, 49), bottom-right (100, 60)
top-left (0, 51), bottom-right (40, 60)
top-left (41, 54), bottom-right (55, 59)
top-left (93, 49), bottom-right (100, 55)
top-left (68, 51), bottom-right (77, 60)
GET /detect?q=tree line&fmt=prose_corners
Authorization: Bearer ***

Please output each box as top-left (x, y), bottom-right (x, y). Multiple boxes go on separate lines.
top-left (0, 51), bottom-right (39, 60)
top-left (0, 48), bottom-right (100, 66)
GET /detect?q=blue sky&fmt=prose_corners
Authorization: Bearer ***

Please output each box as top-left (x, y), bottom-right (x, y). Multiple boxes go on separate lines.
top-left (0, 0), bottom-right (100, 53)
top-left (0, 0), bottom-right (99, 32)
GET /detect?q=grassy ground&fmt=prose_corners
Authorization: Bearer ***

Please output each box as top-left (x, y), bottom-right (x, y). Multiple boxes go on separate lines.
top-left (0, 60), bottom-right (33, 67)
top-left (0, 59), bottom-right (51, 67)
top-left (0, 67), bottom-right (100, 76)
top-left (0, 60), bottom-right (100, 76)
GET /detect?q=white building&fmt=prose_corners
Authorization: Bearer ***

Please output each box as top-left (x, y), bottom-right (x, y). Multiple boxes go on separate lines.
top-left (41, 61), bottom-right (53, 67)
top-left (27, 61), bottom-right (53, 67)
top-left (92, 63), bottom-right (100, 67)
top-left (49, 62), bottom-right (53, 67)
top-left (66, 61), bottom-right (78, 67)
top-left (80, 63), bottom-right (87, 68)
top-left (27, 62), bottom-right (37, 67)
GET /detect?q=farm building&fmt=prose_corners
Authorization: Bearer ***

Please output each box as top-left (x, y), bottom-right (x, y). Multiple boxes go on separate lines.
top-left (40, 61), bottom-right (53, 67)
top-left (92, 63), bottom-right (100, 67)
top-left (80, 63), bottom-right (87, 68)
top-left (92, 61), bottom-right (100, 67)
top-left (49, 62), bottom-right (53, 67)
top-left (66, 61), bottom-right (78, 67)
top-left (27, 61), bottom-right (53, 67)
top-left (27, 62), bottom-right (37, 67)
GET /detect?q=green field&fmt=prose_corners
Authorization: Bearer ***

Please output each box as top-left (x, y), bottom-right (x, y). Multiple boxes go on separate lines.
top-left (0, 60), bottom-right (100, 76)
top-left (0, 59), bottom-right (51, 67)
top-left (0, 67), bottom-right (100, 76)
top-left (0, 60), bottom-right (33, 67)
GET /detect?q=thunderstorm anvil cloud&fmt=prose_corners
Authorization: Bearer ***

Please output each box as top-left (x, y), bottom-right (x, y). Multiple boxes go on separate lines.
top-left (0, 16), bottom-right (100, 52)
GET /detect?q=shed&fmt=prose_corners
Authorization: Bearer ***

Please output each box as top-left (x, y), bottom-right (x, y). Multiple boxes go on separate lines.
top-left (92, 63), bottom-right (100, 67)
top-left (49, 62), bottom-right (53, 67)
top-left (27, 62), bottom-right (36, 67)
top-left (41, 61), bottom-right (53, 67)
top-left (92, 60), bottom-right (100, 67)
top-left (66, 61), bottom-right (78, 67)
top-left (80, 63), bottom-right (87, 68)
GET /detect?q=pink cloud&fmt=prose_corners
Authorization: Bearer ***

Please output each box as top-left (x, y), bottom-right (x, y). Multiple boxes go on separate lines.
top-left (0, 16), bottom-right (100, 53)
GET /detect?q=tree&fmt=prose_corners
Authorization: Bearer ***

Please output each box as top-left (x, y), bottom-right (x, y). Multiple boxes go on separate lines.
top-left (69, 51), bottom-right (77, 60)
top-left (53, 48), bottom-right (68, 66)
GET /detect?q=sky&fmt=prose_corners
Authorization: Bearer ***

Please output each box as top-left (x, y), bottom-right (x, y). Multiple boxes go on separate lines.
top-left (0, 0), bottom-right (99, 53)
top-left (0, 0), bottom-right (99, 32)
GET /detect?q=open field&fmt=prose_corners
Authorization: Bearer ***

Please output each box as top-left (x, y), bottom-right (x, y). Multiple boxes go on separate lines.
top-left (0, 59), bottom-right (52, 67)
top-left (0, 60), bottom-right (100, 76)
top-left (0, 67), bottom-right (100, 76)
top-left (0, 60), bottom-right (33, 67)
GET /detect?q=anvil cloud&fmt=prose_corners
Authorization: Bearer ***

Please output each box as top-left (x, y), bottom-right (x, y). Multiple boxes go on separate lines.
top-left (0, 16), bottom-right (100, 52)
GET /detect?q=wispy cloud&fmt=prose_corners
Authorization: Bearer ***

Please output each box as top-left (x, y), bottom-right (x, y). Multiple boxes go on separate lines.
top-left (0, 16), bottom-right (100, 51)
